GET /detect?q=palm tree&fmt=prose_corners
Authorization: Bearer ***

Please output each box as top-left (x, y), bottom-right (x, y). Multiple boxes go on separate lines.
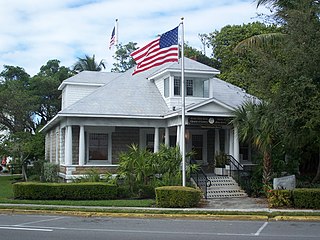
top-left (73, 54), bottom-right (105, 73)
top-left (232, 101), bottom-right (275, 191)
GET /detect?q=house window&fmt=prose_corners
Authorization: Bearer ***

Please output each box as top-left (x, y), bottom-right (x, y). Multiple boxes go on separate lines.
top-left (203, 79), bottom-right (209, 98)
top-left (88, 133), bottom-right (108, 161)
top-left (186, 79), bottom-right (193, 96)
top-left (192, 135), bottom-right (203, 161)
top-left (174, 77), bottom-right (181, 96)
top-left (164, 77), bottom-right (169, 97)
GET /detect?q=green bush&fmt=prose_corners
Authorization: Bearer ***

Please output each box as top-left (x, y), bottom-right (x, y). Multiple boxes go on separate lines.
top-left (293, 188), bottom-right (320, 209)
top-left (135, 185), bottom-right (156, 199)
top-left (268, 190), bottom-right (293, 208)
top-left (13, 182), bottom-right (118, 200)
top-left (155, 186), bottom-right (202, 208)
top-left (267, 188), bottom-right (320, 209)
top-left (43, 162), bottom-right (59, 182)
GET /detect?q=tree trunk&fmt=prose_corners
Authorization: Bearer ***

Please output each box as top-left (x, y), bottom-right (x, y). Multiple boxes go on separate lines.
top-left (312, 146), bottom-right (320, 183)
top-left (262, 150), bottom-right (272, 191)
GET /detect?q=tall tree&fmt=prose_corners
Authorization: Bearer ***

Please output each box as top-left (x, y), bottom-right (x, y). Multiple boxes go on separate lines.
top-left (73, 54), bottom-right (105, 72)
top-left (0, 66), bottom-right (35, 133)
top-left (30, 60), bottom-right (73, 125)
top-left (205, 22), bottom-right (280, 96)
top-left (232, 101), bottom-right (277, 190)
top-left (111, 42), bottom-right (138, 72)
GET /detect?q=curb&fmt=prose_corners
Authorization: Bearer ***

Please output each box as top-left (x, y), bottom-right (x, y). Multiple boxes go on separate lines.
top-left (0, 205), bottom-right (320, 222)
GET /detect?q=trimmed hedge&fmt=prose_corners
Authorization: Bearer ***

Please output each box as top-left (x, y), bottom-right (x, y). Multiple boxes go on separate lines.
top-left (268, 188), bottom-right (320, 209)
top-left (13, 182), bottom-right (118, 200)
top-left (293, 188), bottom-right (320, 209)
top-left (155, 186), bottom-right (202, 208)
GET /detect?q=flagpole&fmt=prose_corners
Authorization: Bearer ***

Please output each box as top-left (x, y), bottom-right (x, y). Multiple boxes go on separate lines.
top-left (115, 19), bottom-right (119, 45)
top-left (180, 17), bottom-right (186, 187)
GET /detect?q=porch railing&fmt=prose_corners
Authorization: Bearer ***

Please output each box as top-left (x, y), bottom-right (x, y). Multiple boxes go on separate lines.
top-left (226, 154), bottom-right (254, 195)
top-left (190, 159), bottom-right (211, 199)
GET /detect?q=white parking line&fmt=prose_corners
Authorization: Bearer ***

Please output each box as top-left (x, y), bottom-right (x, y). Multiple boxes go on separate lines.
top-left (255, 222), bottom-right (268, 236)
top-left (0, 226), bottom-right (53, 232)
top-left (14, 216), bottom-right (66, 227)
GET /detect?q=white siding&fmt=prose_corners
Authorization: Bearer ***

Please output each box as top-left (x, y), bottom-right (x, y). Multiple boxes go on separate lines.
top-left (62, 85), bottom-right (101, 109)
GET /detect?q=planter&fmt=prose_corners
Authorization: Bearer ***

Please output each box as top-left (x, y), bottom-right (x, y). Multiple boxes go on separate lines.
top-left (214, 167), bottom-right (227, 176)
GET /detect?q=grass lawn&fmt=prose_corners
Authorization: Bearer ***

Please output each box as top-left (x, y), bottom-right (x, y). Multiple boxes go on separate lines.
top-left (0, 175), bottom-right (155, 207)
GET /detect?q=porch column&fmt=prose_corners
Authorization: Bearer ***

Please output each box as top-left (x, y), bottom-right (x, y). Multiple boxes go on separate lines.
top-left (60, 128), bottom-right (64, 164)
top-left (224, 129), bottom-right (229, 155)
top-left (229, 128), bottom-right (234, 157)
top-left (233, 126), bottom-right (240, 161)
top-left (164, 127), bottom-right (170, 146)
top-left (79, 125), bottom-right (85, 166)
top-left (214, 129), bottom-right (220, 155)
top-left (154, 127), bottom-right (159, 153)
top-left (55, 129), bottom-right (59, 164)
top-left (65, 125), bottom-right (72, 165)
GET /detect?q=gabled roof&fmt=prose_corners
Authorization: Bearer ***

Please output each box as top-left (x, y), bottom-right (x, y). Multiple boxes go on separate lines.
top-left (59, 68), bottom-right (170, 117)
top-left (58, 71), bottom-right (122, 90)
top-left (148, 57), bottom-right (220, 79)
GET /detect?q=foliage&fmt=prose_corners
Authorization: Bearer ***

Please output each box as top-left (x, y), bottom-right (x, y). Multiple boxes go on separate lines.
top-left (268, 189), bottom-right (293, 208)
top-left (205, 22), bottom-right (280, 95)
top-left (73, 54), bottom-right (105, 72)
top-left (30, 60), bottom-right (73, 125)
top-left (268, 188), bottom-right (320, 209)
top-left (215, 152), bottom-right (228, 167)
top-left (72, 169), bottom-right (102, 183)
top-left (111, 42), bottom-right (138, 72)
top-left (117, 144), bottom-right (198, 196)
top-left (293, 188), bottom-right (320, 209)
top-left (42, 162), bottom-right (59, 182)
top-left (155, 186), bottom-right (202, 208)
top-left (13, 182), bottom-right (118, 200)
top-left (183, 43), bottom-right (219, 69)
top-left (232, 101), bottom-right (277, 191)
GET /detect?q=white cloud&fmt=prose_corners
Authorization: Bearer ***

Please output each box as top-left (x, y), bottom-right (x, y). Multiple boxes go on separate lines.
top-left (0, 0), bottom-right (270, 76)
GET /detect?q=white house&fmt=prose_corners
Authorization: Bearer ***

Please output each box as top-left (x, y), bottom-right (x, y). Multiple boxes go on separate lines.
top-left (41, 57), bottom-right (256, 180)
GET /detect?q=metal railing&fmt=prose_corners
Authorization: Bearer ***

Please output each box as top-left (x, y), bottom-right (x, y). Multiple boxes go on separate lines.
top-left (190, 159), bottom-right (211, 199)
top-left (226, 154), bottom-right (254, 195)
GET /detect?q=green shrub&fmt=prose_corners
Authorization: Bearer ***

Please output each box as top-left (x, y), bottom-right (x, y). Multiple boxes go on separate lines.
top-left (293, 188), bottom-right (320, 209)
top-left (117, 185), bottom-right (131, 199)
top-left (13, 182), bottom-right (117, 200)
top-left (43, 162), bottom-right (59, 182)
top-left (267, 190), bottom-right (293, 208)
top-left (136, 185), bottom-right (156, 199)
top-left (155, 186), bottom-right (202, 208)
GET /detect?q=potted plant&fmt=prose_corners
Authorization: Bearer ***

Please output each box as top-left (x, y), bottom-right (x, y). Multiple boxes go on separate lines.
top-left (214, 152), bottom-right (228, 176)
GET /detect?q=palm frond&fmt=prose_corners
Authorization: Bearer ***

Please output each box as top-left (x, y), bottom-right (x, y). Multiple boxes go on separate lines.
top-left (234, 33), bottom-right (286, 54)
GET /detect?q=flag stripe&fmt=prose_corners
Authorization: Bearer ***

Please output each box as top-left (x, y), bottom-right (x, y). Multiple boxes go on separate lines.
top-left (109, 27), bottom-right (115, 49)
top-left (130, 26), bottom-right (179, 75)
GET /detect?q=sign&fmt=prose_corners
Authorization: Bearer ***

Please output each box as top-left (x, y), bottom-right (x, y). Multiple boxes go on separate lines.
top-left (188, 117), bottom-right (231, 127)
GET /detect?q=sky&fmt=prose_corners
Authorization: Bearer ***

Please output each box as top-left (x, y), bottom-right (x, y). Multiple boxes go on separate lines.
top-left (0, 0), bottom-right (270, 77)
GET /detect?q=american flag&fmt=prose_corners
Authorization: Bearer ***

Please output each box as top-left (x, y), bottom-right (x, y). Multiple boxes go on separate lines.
top-left (109, 26), bottom-right (115, 50)
top-left (130, 26), bottom-right (179, 75)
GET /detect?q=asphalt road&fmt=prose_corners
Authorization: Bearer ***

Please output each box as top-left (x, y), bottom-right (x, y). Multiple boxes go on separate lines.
top-left (0, 213), bottom-right (319, 240)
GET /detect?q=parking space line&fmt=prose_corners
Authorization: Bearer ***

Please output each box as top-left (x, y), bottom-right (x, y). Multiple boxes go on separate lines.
top-left (14, 216), bottom-right (66, 227)
top-left (0, 226), bottom-right (53, 232)
top-left (254, 222), bottom-right (268, 236)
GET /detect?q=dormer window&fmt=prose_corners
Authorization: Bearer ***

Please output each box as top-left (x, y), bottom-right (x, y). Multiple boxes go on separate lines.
top-left (172, 76), bottom-right (208, 97)
top-left (174, 77), bottom-right (181, 96)
top-left (186, 79), bottom-right (193, 96)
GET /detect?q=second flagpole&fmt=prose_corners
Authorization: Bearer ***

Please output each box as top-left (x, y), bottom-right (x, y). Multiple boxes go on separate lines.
top-left (180, 17), bottom-right (186, 187)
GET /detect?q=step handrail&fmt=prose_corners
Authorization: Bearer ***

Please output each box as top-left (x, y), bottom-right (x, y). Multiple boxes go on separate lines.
top-left (226, 154), bottom-right (242, 184)
top-left (190, 159), bottom-right (211, 199)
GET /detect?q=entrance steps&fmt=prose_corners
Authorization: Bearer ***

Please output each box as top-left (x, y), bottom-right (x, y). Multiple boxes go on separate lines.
top-left (194, 174), bottom-right (247, 198)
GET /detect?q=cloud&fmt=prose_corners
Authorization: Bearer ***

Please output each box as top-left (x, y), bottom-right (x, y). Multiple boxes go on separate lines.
top-left (0, 0), bottom-right (270, 76)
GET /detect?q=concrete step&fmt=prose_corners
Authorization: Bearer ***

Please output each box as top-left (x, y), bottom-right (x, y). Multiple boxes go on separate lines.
top-left (207, 176), bottom-right (247, 198)
top-left (193, 175), bottom-right (248, 198)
